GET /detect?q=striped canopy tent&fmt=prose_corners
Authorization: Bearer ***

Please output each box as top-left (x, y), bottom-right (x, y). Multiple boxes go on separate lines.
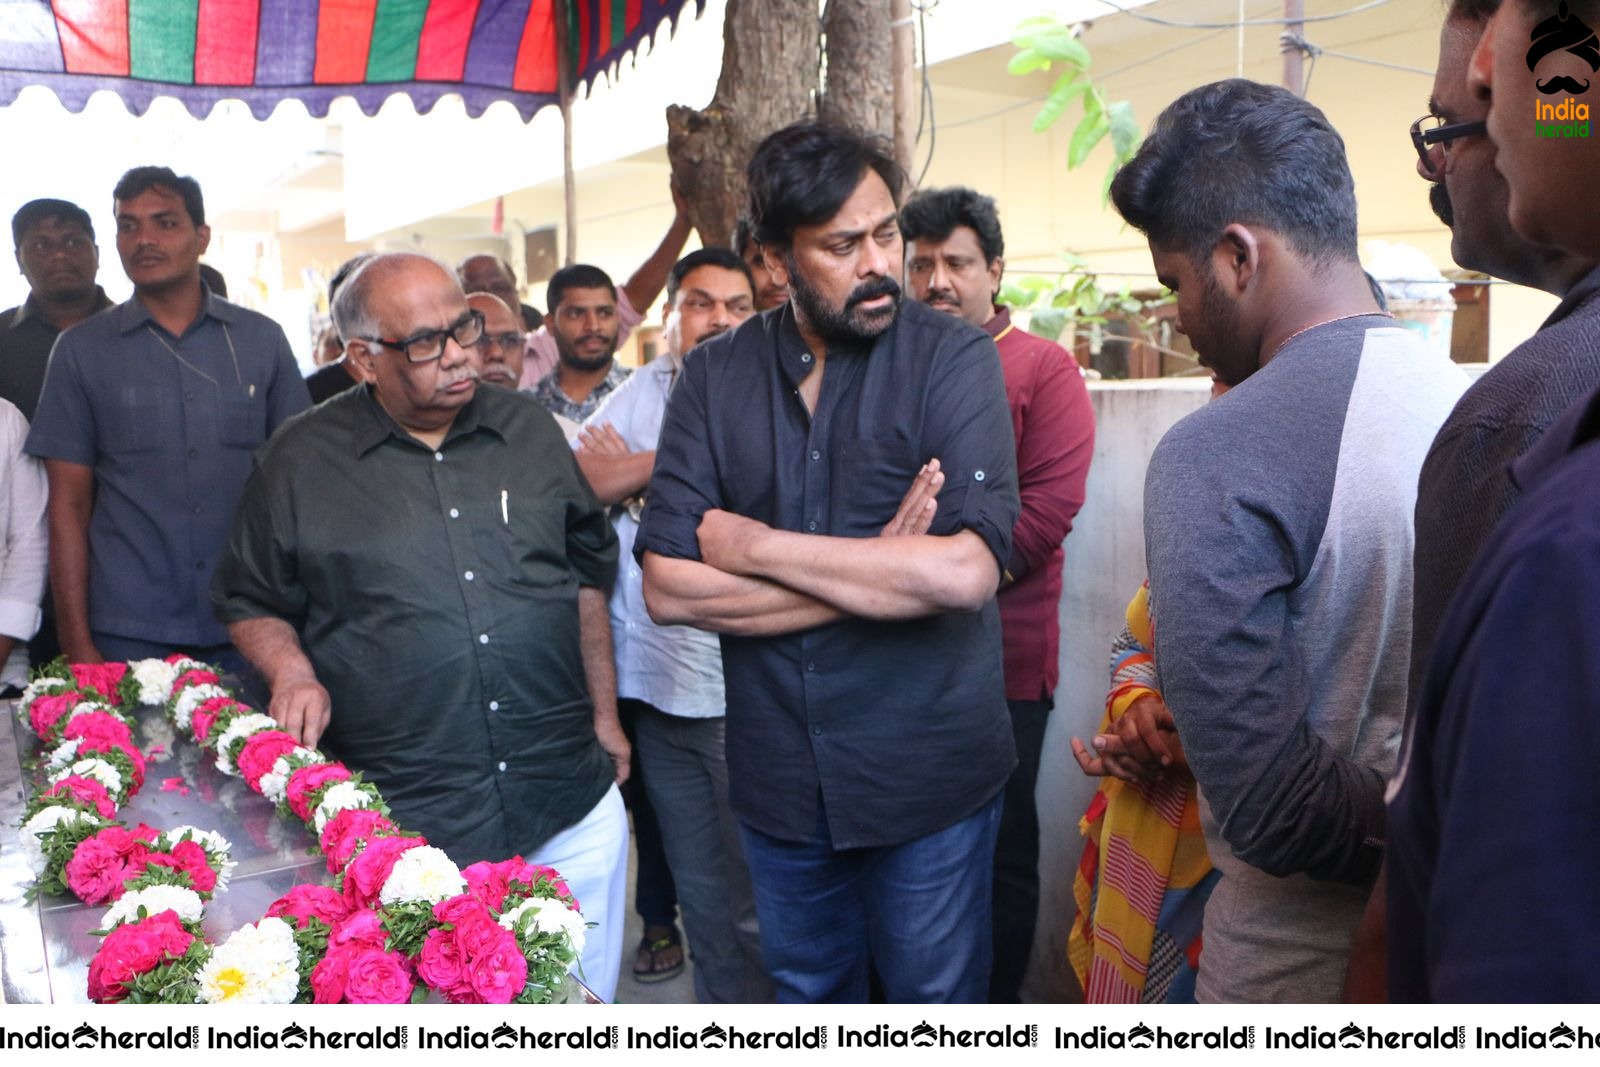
top-left (0, 0), bottom-right (704, 118)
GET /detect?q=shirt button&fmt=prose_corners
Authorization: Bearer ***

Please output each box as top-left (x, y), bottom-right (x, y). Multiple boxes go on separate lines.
top-left (497, 761), bottom-right (507, 772)
top-left (810, 450), bottom-right (820, 461)
top-left (800, 353), bottom-right (812, 364)
top-left (434, 452), bottom-right (444, 462)
top-left (185, 392), bottom-right (194, 402)
top-left (974, 470), bottom-right (985, 481)
top-left (464, 570), bottom-right (475, 581)
top-left (812, 726), bottom-right (822, 736)
top-left (187, 447), bottom-right (198, 459)
top-left (192, 505), bottom-right (201, 515)
top-left (806, 661), bottom-right (816, 672)
top-left (806, 520), bottom-right (818, 532)
top-left (194, 561), bottom-right (205, 571)
top-left (489, 701), bottom-right (500, 711)
top-left (449, 508), bottom-right (460, 519)
top-left (478, 634), bottom-right (489, 645)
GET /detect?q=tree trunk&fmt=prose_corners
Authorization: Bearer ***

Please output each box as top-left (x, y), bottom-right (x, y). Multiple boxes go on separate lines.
top-left (665, 0), bottom-right (820, 247)
top-left (818, 0), bottom-right (894, 140)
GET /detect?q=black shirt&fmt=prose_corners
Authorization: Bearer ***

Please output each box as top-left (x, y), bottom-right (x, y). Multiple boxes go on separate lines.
top-left (0, 288), bottom-right (113, 421)
top-left (305, 360), bottom-right (360, 405)
top-left (637, 299), bottom-right (1020, 849)
top-left (213, 384), bottom-right (619, 865)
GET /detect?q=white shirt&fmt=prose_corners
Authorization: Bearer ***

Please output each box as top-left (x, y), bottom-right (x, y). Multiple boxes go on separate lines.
top-left (580, 353), bottom-right (724, 718)
top-left (0, 399), bottom-right (47, 688)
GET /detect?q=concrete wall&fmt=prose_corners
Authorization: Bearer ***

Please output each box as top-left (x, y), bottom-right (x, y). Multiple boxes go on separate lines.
top-left (1021, 377), bottom-right (1211, 1003)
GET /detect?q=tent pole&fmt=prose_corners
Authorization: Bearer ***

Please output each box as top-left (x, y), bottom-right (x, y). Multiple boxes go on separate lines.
top-left (556, 0), bottom-right (578, 264)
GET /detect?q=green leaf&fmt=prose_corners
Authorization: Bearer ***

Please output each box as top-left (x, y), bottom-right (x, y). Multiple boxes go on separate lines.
top-left (1068, 109), bottom-right (1111, 170)
top-left (1033, 73), bottom-right (1090, 133)
top-left (1008, 50), bottom-right (1051, 76)
top-left (1107, 100), bottom-right (1142, 164)
top-left (1028, 308), bottom-right (1070, 342)
top-left (1026, 28), bottom-right (1091, 68)
top-left (996, 282), bottom-right (1032, 308)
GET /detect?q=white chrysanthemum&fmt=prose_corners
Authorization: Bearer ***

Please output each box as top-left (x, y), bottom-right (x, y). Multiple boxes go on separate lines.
top-left (378, 846), bottom-right (466, 905)
top-left (500, 895), bottom-right (587, 955)
top-left (102, 884), bottom-right (205, 930)
top-left (196, 917), bottom-right (299, 1004)
top-left (312, 780), bottom-right (373, 834)
top-left (49, 757), bottom-right (123, 796)
top-left (19, 805), bottom-right (93, 875)
top-left (172, 683), bottom-right (227, 731)
top-left (64, 700), bottom-right (118, 725)
top-left (45, 738), bottom-right (82, 771)
top-left (163, 825), bottom-right (233, 856)
top-left (259, 747), bottom-right (323, 804)
top-left (130, 658), bottom-right (181, 706)
top-left (214, 713), bottom-right (279, 776)
top-left (168, 657), bottom-right (208, 675)
top-left (20, 674), bottom-right (71, 708)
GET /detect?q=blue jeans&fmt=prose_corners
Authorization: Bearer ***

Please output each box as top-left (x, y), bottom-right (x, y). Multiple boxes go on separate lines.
top-left (739, 792), bottom-right (1003, 1003)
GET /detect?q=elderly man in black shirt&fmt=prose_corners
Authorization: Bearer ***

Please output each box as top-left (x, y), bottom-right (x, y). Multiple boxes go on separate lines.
top-left (637, 123), bottom-right (1020, 1003)
top-left (212, 251), bottom-right (631, 1000)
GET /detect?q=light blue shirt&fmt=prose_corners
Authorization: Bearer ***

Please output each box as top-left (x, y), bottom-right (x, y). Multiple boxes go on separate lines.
top-left (582, 354), bottom-right (724, 718)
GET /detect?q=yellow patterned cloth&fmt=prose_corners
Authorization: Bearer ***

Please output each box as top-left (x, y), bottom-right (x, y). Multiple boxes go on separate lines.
top-left (1068, 583), bottom-right (1216, 1003)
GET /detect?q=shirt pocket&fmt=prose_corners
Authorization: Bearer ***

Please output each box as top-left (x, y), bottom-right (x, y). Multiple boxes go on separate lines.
top-left (840, 435), bottom-right (923, 536)
top-left (471, 495), bottom-right (573, 590)
top-left (104, 385), bottom-right (171, 453)
top-left (218, 395), bottom-right (269, 449)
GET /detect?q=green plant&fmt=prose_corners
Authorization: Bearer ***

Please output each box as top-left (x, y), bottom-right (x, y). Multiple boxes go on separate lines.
top-left (997, 253), bottom-right (1154, 345)
top-left (1010, 16), bottom-right (1142, 198)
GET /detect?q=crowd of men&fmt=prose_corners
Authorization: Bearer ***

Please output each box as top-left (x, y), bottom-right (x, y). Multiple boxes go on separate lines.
top-left (0, 0), bottom-right (1594, 1006)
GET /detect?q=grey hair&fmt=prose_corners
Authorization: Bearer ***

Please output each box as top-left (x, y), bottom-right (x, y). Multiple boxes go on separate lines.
top-left (331, 251), bottom-right (454, 344)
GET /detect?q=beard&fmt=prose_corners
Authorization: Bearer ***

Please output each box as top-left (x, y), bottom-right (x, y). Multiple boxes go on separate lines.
top-left (555, 331), bottom-right (617, 373)
top-left (1196, 268), bottom-right (1253, 387)
top-left (786, 257), bottom-right (902, 347)
top-left (1429, 181), bottom-right (1455, 228)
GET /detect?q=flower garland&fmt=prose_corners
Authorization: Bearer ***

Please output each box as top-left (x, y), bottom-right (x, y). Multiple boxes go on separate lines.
top-left (14, 658), bottom-right (587, 1005)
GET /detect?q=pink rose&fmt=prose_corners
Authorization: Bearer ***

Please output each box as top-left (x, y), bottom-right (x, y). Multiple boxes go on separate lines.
top-left (71, 662), bottom-right (127, 702)
top-left (433, 893), bottom-right (486, 927)
top-left (417, 927), bottom-right (467, 998)
top-left (44, 775), bottom-right (117, 819)
top-left (64, 827), bottom-right (152, 905)
top-left (167, 839), bottom-right (218, 893)
top-left (169, 668), bottom-right (221, 698)
top-left (328, 909), bottom-right (387, 951)
top-left (319, 809), bottom-right (397, 874)
top-left (310, 947), bottom-right (351, 1004)
top-left (267, 884), bottom-right (352, 930)
top-left (343, 947), bottom-right (416, 1004)
top-left (460, 861), bottom-right (511, 910)
top-left (286, 762), bottom-right (351, 821)
top-left (28, 692), bottom-right (85, 740)
top-left (87, 909), bottom-right (194, 1003)
top-left (236, 730), bottom-right (302, 790)
top-left (73, 737), bottom-right (147, 791)
top-left (465, 924), bottom-right (527, 1004)
top-left (340, 835), bottom-right (424, 909)
top-left (451, 911), bottom-right (505, 958)
top-left (63, 710), bottom-right (133, 748)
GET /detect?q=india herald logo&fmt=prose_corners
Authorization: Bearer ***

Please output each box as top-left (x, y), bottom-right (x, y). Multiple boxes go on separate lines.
top-left (1528, 1), bottom-right (1599, 95)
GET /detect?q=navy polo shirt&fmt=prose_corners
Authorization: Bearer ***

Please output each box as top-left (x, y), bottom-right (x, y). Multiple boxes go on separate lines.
top-left (1388, 385), bottom-right (1600, 1002)
top-left (25, 287), bottom-right (309, 646)
top-left (637, 299), bottom-right (1020, 850)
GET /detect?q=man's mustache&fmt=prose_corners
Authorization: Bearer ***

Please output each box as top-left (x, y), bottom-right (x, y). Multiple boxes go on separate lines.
top-left (846, 275), bottom-right (901, 309)
top-left (1429, 181), bottom-right (1454, 227)
top-left (1538, 75), bottom-right (1592, 94)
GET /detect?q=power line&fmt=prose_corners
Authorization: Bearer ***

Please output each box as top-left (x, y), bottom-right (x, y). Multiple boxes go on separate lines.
top-left (1088, 0), bottom-right (1394, 29)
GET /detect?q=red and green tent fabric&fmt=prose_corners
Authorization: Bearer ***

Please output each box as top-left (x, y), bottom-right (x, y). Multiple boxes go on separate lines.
top-left (0, 0), bottom-right (703, 118)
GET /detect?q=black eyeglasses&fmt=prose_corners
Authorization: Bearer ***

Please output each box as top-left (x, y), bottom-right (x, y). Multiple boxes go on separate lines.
top-left (359, 310), bottom-right (485, 363)
top-left (1410, 115), bottom-right (1488, 177)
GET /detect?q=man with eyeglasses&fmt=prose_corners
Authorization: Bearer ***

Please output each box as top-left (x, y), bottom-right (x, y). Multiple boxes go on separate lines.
top-left (571, 247), bottom-right (772, 1003)
top-left (1342, 0), bottom-right (1600, 1003)
top-left (26, 167), bottom-right (308, 676)
top-left (465, 291), bottom-right (527, 390)
top-left (2, 199), bottom-right (112, 422)
top-left (213, 251), bottom-right (631, 1001)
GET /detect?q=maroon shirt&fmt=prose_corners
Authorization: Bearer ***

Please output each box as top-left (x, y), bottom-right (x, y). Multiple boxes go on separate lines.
top-left (985, 307), bottom-right (1095, 701)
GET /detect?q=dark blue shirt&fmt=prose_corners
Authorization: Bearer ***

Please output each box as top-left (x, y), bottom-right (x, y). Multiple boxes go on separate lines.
top-left (636, 299), bottom-right (1020, 849)
top-left (1388, 384), bottom-right (1600, 1002)
top-left (25, 288), bottom-right (309, 646)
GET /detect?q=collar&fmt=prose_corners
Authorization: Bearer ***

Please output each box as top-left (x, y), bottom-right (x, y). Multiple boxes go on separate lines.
top-left (982, 305), bottom-right (1014, 342)
top-left (1542, 262), bottom-right (1600, 330)
top-left (1510, 383), bottom-right (1600, 493)
top-left (114, 280), bottom-right (234, 336)
top-left (9, 287), bottom-right (113, 330)
top-left (351, 383), bottom-right (504, 458)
